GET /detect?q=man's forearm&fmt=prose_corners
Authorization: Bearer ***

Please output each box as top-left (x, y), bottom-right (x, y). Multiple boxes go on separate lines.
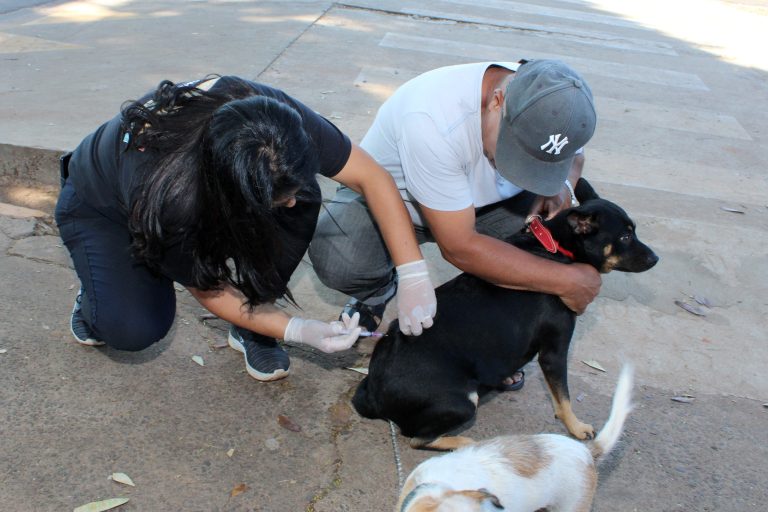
top-left (440, 233), bottom-right (573, 296)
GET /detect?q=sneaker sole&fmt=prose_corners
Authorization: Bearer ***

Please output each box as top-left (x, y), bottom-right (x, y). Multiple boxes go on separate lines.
top-left (227, 331), bottom-right (290, 382)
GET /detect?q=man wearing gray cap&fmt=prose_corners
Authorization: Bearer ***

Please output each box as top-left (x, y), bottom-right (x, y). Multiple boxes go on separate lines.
top-left (309, 60), bottom-right (601, 388)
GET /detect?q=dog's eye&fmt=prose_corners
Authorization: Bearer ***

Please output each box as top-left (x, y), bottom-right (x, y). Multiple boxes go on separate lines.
top-left (619, 233), bottom-right (632, 244)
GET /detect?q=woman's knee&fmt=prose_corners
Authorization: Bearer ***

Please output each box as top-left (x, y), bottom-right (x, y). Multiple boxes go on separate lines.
top-left (96, 309), bottom-right (174, 351)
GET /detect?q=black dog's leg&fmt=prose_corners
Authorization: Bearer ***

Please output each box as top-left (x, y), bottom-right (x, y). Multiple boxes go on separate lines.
top-left (538, 348), bottom-right (595, 440)
top-left (407, 394), bottom-right (478, 451)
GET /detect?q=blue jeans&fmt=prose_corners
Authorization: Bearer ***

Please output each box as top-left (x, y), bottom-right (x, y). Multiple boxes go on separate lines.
top-left (308, 187), bottom-right (535, 307)
top-left (56, 156), bottom-right (321, 351)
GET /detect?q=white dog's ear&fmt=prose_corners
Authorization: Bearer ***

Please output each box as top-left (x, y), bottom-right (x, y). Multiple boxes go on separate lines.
top-left (460, 489), bottom-right (505, 510)
top-left (477, 488), bottom-right (504, 509)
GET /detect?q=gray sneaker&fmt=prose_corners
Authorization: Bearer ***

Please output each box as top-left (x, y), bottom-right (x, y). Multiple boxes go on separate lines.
top-left (228, 325), bottom-right (290, 382)
top-left (70, 288), bottom-right (105, 346)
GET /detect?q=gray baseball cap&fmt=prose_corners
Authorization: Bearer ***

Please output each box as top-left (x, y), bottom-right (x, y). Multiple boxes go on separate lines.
top-left (495, 60), bottom-right (596, 196)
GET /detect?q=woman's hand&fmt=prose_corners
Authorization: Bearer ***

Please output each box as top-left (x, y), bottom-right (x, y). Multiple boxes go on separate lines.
top-left (283, 312), bottom-right (361, 353)
top-left (395, 259), bottom-right (437, 336)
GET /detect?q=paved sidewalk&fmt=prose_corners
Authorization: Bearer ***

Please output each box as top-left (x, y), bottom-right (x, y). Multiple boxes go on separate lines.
top-left (1, 1), bottom-right (767, 510)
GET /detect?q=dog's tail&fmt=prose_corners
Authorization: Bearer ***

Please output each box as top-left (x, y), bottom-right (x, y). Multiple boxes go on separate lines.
top-left (590, 364), bottom-right (633, 461)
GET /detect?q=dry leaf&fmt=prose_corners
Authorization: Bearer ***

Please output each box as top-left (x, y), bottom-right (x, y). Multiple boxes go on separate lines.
top-left (330, 402), bottom-right (352, 427)
top-left (277, 414), bottom-right (302, 432)
top-left (230, 483), bottom-right (248, 497)
top-left (675, 300), bottom-right (707, 317)
top-left (109, 472), bottom-right (135, 487)
top-left (582, 360), bottom-right (606, 372)
top-left (74, 497), bottom-right (130, 512)
top-left (720, 206), bottom-right (745, 214)
top-left (192, 355), bottom-right (205, 366)
top-left (226, 448), bottom-right (235, 457)
top-left (345, 367), bottom-right (369, 375)
top-left (671, 396), bottom-right (695, 403)
top-left (693, 295), bottom-right (712, 307)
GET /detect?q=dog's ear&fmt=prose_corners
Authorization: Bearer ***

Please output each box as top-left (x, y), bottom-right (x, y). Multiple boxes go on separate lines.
top-left (460, 489), bottom-right (504, 510)
top-left (567, 210), bottom-right (598, 235)
top-left (574, 178), bottom-right (600, 203)
top-left (478, 489), bottom-right (504, 509)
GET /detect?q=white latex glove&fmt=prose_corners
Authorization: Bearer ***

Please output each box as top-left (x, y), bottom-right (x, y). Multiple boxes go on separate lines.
top-left (395, 259), bottom-right (437, 336)
top-left (283, 312), bottom-right (361, 353)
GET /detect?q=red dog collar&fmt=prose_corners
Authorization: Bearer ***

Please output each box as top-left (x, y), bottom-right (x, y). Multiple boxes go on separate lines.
top-left (526, 216), bottom-right (574, 260)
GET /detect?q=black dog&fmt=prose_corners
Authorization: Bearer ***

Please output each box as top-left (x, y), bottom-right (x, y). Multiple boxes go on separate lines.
top-left (352, 179), bottom-right (658, 450)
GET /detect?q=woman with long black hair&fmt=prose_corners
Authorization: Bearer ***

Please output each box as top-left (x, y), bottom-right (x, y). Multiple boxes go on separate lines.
top-left (55, 75), bottom-right (437, 381)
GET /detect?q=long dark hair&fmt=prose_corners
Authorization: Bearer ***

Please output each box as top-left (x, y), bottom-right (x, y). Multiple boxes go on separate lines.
top-left (122, 78), bottom-right (318, 306)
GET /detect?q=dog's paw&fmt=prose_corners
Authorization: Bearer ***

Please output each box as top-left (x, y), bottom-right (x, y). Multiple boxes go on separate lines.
top-left (570, 422), bottom-right (595, 440)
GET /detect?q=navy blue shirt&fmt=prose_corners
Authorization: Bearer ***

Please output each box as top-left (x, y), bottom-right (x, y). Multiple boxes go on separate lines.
top-left (67, 76), bottom-right (351, 284)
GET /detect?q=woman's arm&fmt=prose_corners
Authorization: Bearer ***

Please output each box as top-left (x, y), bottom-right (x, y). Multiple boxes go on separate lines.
top-left (330, 143), bottom-right (436, 335)
top-left (331, 143), bottom-right (423, 266)
top-left (187, 284), bottom-right (361, 352)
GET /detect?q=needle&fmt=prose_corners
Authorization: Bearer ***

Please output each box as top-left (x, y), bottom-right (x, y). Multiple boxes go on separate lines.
top-left (341, 329), bottom-right (384, 338)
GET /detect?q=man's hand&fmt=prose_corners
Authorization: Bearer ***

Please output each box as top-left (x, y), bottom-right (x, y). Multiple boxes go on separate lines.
top-left (558, 263), bottom-right (601, 314)
top-left (283, 313), bottom-right (361, 353)
top-left (528, 186), bottom-right (571, 220)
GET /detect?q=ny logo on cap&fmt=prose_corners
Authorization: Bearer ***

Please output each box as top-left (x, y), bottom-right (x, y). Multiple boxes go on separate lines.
top-left (541, 134), bottom-right (569, 155)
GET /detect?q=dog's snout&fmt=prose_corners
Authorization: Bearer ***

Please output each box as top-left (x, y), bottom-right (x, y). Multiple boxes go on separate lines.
top-left (646, 251), bottom-right (659, 269)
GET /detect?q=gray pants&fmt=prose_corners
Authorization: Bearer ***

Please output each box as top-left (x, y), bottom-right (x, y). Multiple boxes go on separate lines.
top-left (308, 187), bottom-right (536, 307)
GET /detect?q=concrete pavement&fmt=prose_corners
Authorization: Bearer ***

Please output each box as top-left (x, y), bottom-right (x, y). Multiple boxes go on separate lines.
top-left (1, 1), bottom-right (767, 510)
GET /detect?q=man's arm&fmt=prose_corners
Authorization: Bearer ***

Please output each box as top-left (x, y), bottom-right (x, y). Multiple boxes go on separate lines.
top-left (420, 203), bottom-right (601, 314)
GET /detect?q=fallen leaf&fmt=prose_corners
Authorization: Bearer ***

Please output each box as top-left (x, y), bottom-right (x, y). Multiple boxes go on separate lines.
top-left (674, 300), bottom-right (707, 317)
top-left (330, 402), bottom-right (352, 427)
top-left (230, 483), bottom-right (248, 497)
top-left (74, 497), bottom-right (130, 512)
top-left (192, 355), bottom-right (205, 366)
top-left (671, 396), bottom-right (695, 403)
top-left (345, 367), bottom-right (369, 375)
top-left (277, 414), bottom-right (302, 432)
top-left (693, 295), bottom-right (712, 307)
top-left (226, 448), bottom-right (235, 457)
top-left (582, 360), bottom-right (606, 372)
top-left (720, 206), bottom-right (745, 214)
top-left (109, 472), bottom-right (135, 487)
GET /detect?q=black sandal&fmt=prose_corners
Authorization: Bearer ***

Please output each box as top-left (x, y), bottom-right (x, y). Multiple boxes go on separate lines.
top-left (499, 369), bottom-right (525, 392)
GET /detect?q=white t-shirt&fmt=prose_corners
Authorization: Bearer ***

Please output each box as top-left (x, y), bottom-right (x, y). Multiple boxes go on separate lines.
top-left (361, 62), bottom-right (523, 227)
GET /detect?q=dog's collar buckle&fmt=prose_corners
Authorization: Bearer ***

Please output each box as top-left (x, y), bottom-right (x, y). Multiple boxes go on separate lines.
top-left (526, 215), bottom-right (575, 260)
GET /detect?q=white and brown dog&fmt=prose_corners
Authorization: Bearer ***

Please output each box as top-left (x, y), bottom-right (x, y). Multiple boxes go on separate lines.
top-left (396, 366), bottom-right (634, 512)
